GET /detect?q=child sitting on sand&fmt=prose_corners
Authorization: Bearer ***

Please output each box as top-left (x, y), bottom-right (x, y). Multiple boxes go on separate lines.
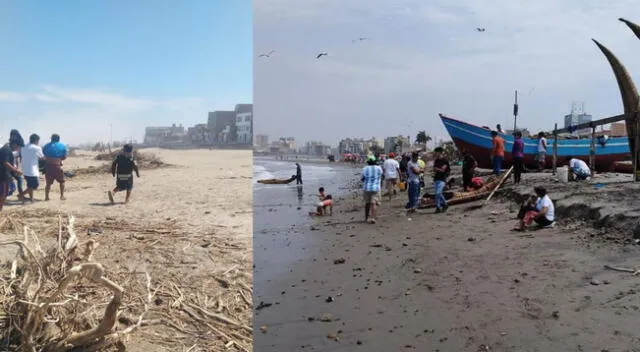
top-left (108, 144), bottom-right (140, 204)
top-left (315, 187), bottom-right (333, 216)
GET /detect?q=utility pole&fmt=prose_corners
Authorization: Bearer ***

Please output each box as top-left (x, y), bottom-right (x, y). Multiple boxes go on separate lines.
top-left (513, 90), bottom-right (519, 131)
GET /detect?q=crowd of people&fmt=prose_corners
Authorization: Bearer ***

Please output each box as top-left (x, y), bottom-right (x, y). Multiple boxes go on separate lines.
top-left (0, 129), bottom-right (141, 212)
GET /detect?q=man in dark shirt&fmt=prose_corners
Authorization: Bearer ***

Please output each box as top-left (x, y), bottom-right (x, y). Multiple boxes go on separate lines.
top-left (0, 139), bottom-right (24, 211)
top-left (433, 147), bottom-right (450, 213)
top-left (461, 149), bottom-right (477, 191)
top-left (295, 163), bottom-right (303, 184)
top-left (107, 144), bottom-right (140, 204)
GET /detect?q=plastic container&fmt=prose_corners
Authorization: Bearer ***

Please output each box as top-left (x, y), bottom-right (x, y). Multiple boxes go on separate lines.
top-left (398, 181), bottom-right (406, 190)
top-left (557, 166), bottom-right (569, 183)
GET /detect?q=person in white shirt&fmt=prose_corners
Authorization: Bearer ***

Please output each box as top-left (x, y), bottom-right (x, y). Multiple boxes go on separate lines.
top-left (20, 134), bottom-right (45, 202)
top-left (536, 132), bottom-right (547, 171)
top-left (513, 186), bottom-right (555, 231)
top-left (382, 152), bottom-right (400, 201)
top-left (566, 156), bottom-right (591, 181)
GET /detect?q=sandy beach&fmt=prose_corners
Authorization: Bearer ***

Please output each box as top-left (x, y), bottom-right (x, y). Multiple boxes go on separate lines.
top-left (0, 148), bottom-right (252, 351)
top-left (254, 168), bottom-right (640, 352)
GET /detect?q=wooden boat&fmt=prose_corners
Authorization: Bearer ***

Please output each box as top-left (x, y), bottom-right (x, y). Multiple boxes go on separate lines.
top-left (439, 113), bottom-right (631, 172)
top-left (420, 176), bottom-right (501, 208)
top-left (257, 175), bottom-right (297, 184)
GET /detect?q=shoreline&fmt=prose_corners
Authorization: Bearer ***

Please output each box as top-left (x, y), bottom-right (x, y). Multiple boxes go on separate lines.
top-left (254, 169), bottom-right (640, 351)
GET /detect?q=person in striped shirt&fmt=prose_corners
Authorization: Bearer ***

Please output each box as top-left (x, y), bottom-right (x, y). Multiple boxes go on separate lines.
top-left (361, 156), bottom-right (383, 223)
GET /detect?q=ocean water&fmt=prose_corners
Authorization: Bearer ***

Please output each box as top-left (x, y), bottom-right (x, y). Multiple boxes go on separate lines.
top-left (253, 157), bottom-right (357, 280)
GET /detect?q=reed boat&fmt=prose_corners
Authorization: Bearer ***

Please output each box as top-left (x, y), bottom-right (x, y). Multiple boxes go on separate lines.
top-left (256, 175), bottom-right (297, 184)
top-left (439, 113), bottom-right (631, 172)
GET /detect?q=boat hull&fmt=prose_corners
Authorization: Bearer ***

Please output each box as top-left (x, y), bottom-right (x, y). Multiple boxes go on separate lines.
top-left (440, 114), bottom-right (631, 172)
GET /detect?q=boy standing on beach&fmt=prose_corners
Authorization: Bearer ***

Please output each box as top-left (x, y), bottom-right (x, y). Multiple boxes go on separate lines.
top-left (361, 156), bottom-right (383, 223)
top-left (42, 134), bottom-right (68, 201)
top-left (490, 131), bottom-right (504, 175)
top-left (0, 139), bottom-right (23, 212)
top-left (20, 134), bottom-right (45, 202)
top-left (108, 144), bottom-right (140, 204)
top-left (405, 152), bottom-right (423, 213)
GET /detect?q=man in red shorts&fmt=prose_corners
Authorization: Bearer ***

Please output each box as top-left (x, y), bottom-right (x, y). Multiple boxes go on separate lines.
top-left (42, 134), bottom-right (68, 201)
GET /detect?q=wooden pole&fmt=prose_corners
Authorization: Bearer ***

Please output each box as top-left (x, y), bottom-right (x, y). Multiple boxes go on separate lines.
top-left (590, 126), bottom-right (596, 173)
top-left (635, 112), bottom-right (640, 182)
top-left (552, 123), bottom-right (558, 175)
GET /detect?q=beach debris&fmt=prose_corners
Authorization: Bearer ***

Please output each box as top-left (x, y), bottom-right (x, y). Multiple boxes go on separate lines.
top-left (357, 340), bottom-right (363, 345)
top-left (333, 257), bottom-right (346, 264)
top-left (590, 279), bottom-right (602, 286)
top-left (468, 237), bottom-right (476, 242)
top-left (477, 344), bottom-right (491, 351)
top-left (320, 313), bottom-right (334, 322)
top-left (552, 311), bottom-right (560, 319)
top-left (604, 264), bottom-right (640, 275)
top-left (256, 301), bottom-right (273, 310)
top-left (414, 268), bottom-right (423, 274)
top-left (327, 332), bottom-right (340, 341)
top-left (260, 325), bottom-right (268, 333)
top-left (326, 296), bottom-right (335, 303)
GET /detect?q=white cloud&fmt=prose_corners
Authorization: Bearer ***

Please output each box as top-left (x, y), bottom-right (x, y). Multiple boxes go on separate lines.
top-left (254, 0), bottom-right (640, 145)
top-left (0, 85), bottom-right (243, 145)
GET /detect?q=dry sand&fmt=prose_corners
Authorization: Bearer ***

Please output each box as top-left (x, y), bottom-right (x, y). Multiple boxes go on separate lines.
top-left (254, 170), bottom-right (640, 352)
top-left (0, 148), bottom-right (252, 351)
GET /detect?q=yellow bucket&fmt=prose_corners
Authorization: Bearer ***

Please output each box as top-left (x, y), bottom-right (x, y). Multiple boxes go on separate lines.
top-left (398, 181), bottom-right (406, 190)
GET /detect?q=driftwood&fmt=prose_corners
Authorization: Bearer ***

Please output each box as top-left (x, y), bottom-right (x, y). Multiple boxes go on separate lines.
top-left (604, 264), bottom-right (640, 275)
top-left (0, 215), bottom-right (150, 351)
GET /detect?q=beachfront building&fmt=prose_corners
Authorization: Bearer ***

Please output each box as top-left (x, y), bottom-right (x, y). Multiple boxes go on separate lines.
top-left (143, 124), bottom-right (186, 146)
top-left (208, 110), bottom-right (237, 144)
top-left (254, 134), bottom-right (269, 147)
top-left (186, 124), bottom-right (210, 145)
top-left (304, 141), bottom-right (332, 157)
top-left (383, 136), bottom-right (410, 154)
top-left (611, 122), bottom-right (627, 137)
top-left (235, 104), bottom-right (253, 145)
top-left (564, 102), bottom-right (592, 136)
top-left (338, 138), bottom-right (366, 155)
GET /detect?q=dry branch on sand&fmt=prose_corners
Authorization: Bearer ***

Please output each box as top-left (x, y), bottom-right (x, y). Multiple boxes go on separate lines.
top-left (0, 216), bottom-right (151, 351)
top-left (75, 151), bottom-right (170, 175)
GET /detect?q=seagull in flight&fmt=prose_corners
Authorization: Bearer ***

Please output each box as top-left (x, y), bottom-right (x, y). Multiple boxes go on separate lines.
top-left (476, 27), bottom-right (486, 32)
top-left (316, 52), bottom-right (328, 59)
top-left (352, 37), bottom-right (371, 43)
top-left (258, 50), bottom-right (275, 58)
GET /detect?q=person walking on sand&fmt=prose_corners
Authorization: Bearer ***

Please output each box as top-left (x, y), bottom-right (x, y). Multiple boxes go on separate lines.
top-left (20, 134), bottom-right (45, 202)
top-left (433, 147), bottom-right (450, 213)
top-left (404, 151), bottom-right (423, 213)
top-left (295, 163), bottom-right (303, 185)
top-left (0, 138), bottom-right (24, 212)
top-left (382, 152), bottom-right (400, 200)
top-left (361, 155), bottom-right (383, 223)
top-left (42, 134), bottom-right (68, 201)
top-left (512, 130), bottom-right (525, 185)
top-left (490, 130), bottom-right (504, 175)
top-left (536, 132), bottom-right (547, 171)
top-left (108, 144), bottom-right (140, 204)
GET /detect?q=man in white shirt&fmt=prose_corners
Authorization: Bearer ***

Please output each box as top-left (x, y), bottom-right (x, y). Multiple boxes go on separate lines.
top-left (536, 132), bottom-right (547, 171)
top-left (382, 152), bottom-right (400, 201)
top-left (20, 134), bottom-right (45, 202)
top-left (567, 156), bottom-right (591, 181)
top-left (513, 186), bottom-right (555, 230)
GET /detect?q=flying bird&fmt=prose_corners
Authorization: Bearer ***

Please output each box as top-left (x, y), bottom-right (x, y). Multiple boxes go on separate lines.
top-left (258, 50), bottom-right (275, 58)
top-left (352, 37), bottom-right (371, 42)
top-left (476, 27), bottom-right (486, 32)
top-left (316, 53), bottom-right (328, 59)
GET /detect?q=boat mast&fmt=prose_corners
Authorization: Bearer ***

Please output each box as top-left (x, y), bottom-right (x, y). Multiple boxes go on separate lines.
top-left (513, 90), bottom-right (519, 131)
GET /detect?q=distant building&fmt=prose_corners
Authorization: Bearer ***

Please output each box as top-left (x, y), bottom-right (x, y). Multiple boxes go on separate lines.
top-left (304, 141), bottom-right (332, 157)
top-left (186, 124), bottom-right (209, 144)
top-left (255, 134), bottom-right (269, 147)
top-left (234, 104), bottom-right (253, 145)
top-left (383, 136), bottom-right (410, 154)
top-left (564, 102), bottom-right (592, 136)
top-left (338, 138), bottom-right (366, 155)
top-left (143, 124), bottom-right (185, 145)
top-left (208, 111), bottom-right (236, 144)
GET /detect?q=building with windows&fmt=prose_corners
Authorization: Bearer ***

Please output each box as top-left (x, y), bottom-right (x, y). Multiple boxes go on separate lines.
top-left (255, 134), bottom-right (269, 147)
top-left (207, 111), bottom-right (236, 144)
top-left (234, 104), bottom-right (253, 145)
top-left (143, 124), bottom-right (185, 145)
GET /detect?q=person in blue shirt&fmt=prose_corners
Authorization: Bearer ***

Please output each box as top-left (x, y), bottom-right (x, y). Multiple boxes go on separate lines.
top-left (361, 156), bottom-right (383, 223)
top-left (42, 134), bottom-right (68, 201)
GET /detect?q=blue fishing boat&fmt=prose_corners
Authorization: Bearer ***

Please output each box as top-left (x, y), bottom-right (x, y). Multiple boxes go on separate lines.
top-left (439, 113), bottom-right (631, 172)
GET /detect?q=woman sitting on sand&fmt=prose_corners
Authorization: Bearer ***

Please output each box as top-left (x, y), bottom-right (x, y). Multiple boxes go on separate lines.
top-left (512, 186), bottom-right (555, 231)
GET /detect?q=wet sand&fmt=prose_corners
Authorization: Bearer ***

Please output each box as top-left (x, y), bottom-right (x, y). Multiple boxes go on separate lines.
top-left (254, 170), bottom-right (640, 352)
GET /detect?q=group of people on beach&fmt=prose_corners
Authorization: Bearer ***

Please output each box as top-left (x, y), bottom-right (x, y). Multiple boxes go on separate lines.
top-left (1, 129), bottom-right (141, 212)
top-left (1, 130), bottom-right (68, 212)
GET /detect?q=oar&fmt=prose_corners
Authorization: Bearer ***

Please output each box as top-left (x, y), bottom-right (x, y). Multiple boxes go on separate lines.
top-left (483, 166), bottom-right (514, 205)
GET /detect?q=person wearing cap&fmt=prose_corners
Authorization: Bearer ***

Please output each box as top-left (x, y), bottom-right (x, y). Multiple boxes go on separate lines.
top-left (108, 144), bottom-right (140, 204)
top-left (382, 152), bottom-right (400, 201)
top-left (512, 186), bottom-right (555, 231)
top-left (42, 133), bottom-right (68, 201)
top-left (361, 155), bottom-right (383, 223)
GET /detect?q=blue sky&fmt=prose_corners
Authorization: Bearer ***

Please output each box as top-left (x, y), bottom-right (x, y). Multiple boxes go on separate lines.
top-left (0, 0), bottom-right (252, 144)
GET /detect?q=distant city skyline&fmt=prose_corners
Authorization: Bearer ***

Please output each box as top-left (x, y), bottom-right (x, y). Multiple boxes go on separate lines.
top-left (254, 0), bottom-right (640, 146)
top-left (0, 0), bottom-right (252, 145)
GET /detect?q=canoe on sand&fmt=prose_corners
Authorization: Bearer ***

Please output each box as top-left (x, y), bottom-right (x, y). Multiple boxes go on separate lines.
top-left (257, 175), bottom-right (297, 184)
